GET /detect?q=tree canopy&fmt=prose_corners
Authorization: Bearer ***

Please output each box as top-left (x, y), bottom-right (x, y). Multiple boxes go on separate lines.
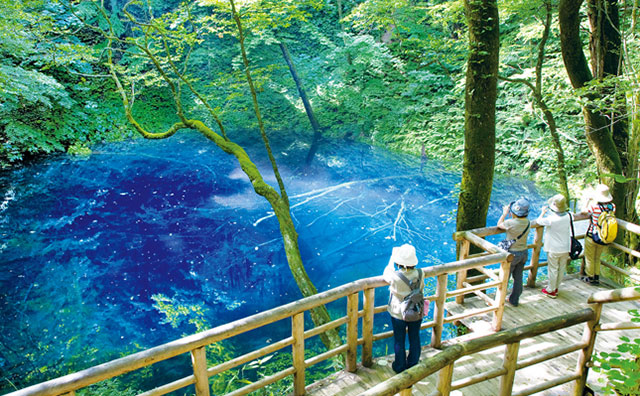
top-left (3, 0), bottom-right (640, 392)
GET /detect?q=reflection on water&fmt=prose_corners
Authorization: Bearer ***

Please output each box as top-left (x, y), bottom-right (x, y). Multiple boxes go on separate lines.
top-left (0, 132), bottom-right (546, 391)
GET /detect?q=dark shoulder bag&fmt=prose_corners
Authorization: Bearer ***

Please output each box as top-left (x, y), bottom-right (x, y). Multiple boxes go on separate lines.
top-left (569, 213), bottom-right (583, 260)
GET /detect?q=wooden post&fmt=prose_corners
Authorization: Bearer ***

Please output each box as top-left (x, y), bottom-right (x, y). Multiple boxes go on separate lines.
top-left (526, 226), bottom-right (544, 287)
top-left (431, 273), bottom-right (448, 349)
top-left (191, 347), bottom-right (210, 396)
top-left (456, 239), bottom-right (471, 304)
top-left (292, 313), bottom-right (306, 396)
top-left (499, 342), bottom-right (520, 396)
top-left (492, 259), bottom-right (511, 331)
top-left (346, 292), bottom-right (359, 372)
top-left (437, 363), bottom-right (455, 396)
top-left (573, 303), bottom-right (603, 396)
top-left (362, 288), bottom-right (375, 367)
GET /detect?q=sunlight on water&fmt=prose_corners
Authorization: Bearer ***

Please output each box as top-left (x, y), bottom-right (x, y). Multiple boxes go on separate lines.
top-left (0, 132), bottom-right (547, 391)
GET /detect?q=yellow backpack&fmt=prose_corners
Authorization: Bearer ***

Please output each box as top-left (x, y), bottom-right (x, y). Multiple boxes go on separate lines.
top-left (595, 204), bottom-right (617, 244)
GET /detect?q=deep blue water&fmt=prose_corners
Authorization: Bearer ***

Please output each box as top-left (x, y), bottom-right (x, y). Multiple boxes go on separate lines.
top-left (0, 133), bottom-right (547, 393)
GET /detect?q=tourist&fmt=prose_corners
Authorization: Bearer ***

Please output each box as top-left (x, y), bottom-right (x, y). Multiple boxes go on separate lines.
top-left (581, 184), bottom-right (616, 285)
top-left (383, 244), bottom-right (424, 373)
top-left (497, 197), bottom-right (531, 307)
top-left (536, 194), bottom-right (571, 298)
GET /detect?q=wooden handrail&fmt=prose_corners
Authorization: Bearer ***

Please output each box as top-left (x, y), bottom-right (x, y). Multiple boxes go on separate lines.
top-left (359, 309), bottom-right (596, 396)
top-left (587, 286), bottom-right (640, 304)
top-left (7, 250), bottom-right (511, 396)
top-left (360, 282), bottom-right (640, 396)
top-left (10, 213), bottom-right (640, 396)
top-left (7, 277), bottom-right (385, 396)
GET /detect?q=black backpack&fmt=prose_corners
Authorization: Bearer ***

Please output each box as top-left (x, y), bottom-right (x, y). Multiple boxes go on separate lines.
top-left (393, 268), bottom-right (424, 322)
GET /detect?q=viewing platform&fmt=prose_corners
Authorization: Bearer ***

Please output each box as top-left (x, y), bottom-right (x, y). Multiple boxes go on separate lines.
top-left (6, 213), bottom-right (640, 396)
top-left (305, 275), bottom-right (640, 395)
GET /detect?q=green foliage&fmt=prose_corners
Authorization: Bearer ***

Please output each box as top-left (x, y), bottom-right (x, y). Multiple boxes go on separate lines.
top-left (77, 379), bottom-right (140, 396)
top-left (148, 293), bottom-right (341, 395)
top-left (344, 0), bottom-right (410, 36)
top-left (151, 293), bottom-right (212, 334)
top-left (0, 0), bottom-right (612, 192)
top-left (593, 303), bottom-right (640, 395)
top-left (0, 0), bottom-right (132, 168)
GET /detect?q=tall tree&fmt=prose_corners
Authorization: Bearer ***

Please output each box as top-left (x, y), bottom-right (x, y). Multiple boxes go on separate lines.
top-left (79, 0), bottom-right (341, 349)
top-left (558, 0), bottom-right (628, 220)
top-left (279, 41), bottom-right (323, 165)
top-left (456, 0), bottom-right (500, 242)
top-left (500, 0), bottom-right (570, 200)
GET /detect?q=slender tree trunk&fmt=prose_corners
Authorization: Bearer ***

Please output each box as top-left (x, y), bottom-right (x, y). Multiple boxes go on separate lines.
top-left (535, 2), bottom-right (570, 200)
top-left (279, 42), bottom-right (323, 165)
top-left (456, 0), bottom-right (499, 246)
top-left (228, 0), bottom-right (340, 350)
top-left (537, 99), bottom-right (570, 199)
top-left (502, 1), bottom-right (570, 200)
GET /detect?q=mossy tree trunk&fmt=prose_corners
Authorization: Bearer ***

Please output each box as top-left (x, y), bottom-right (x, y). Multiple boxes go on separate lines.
top-left (95, 0), bottom-right (341, 350)
top-left (558, 0), bottom-right (628, 220)
top-left (586, 0), bottom-right (628, 166)
top-left (189, 121), bottom-right (340, 349)
top-left (456, 0), bottom-right (500, 252)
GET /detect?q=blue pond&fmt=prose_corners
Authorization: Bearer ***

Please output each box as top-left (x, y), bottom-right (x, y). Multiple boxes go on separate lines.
top-left (0, 132), bottom-right (547, 392)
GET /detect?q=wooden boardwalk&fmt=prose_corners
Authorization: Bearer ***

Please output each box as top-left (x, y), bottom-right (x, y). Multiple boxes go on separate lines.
top-left (305, 275), bottom-right (640, 396)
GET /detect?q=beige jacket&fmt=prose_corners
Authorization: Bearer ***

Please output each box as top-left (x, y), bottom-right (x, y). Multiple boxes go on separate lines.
top-left (383, 262), bottom-right (425, 320)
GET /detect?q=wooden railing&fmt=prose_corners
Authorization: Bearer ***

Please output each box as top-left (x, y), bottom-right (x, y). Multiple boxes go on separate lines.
top-left (361, 286), bottom-right (640, 396)
top-left (454, 213), bottom-right (640, 291)
top-left (359, 211), bottom-right (640, 396)
top-left (7, 249), bottom-right (510, 396)
top-left (8, 213), bottom-right (640, 396)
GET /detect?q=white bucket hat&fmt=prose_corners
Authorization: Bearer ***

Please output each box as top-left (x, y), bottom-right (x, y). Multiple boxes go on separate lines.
top-left (594, 184), bottom-right (613, 203)
top-left (390, 244), bottom-right (418, 267)
top-left (548, 194), bottom-right (567, 213)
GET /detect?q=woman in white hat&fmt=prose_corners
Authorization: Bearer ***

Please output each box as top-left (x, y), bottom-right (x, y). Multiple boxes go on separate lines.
top-left (536, 194), bottom-right (571, 298)
top-left (581, 184), bottom-right (616, 285)
top-left (383, 244), bottom-right (424, 373)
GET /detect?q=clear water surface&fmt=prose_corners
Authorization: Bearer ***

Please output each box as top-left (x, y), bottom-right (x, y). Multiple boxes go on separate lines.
top-left (0, 132), bottom-right (547, 393)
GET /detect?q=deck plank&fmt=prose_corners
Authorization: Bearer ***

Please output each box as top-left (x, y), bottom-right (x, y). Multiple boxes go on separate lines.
top-left (304, 275), bottom-right (640, 396)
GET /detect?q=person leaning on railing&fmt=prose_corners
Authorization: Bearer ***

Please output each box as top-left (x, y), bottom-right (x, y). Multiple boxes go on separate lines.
top-left (580, 184), bottom-right (616, 286)
top-left (382, 244), bottom-right (424, 374)
top-left (536, 194), bottom-right (571, 299)
top-left (497, 197), bottom-right (531, 307)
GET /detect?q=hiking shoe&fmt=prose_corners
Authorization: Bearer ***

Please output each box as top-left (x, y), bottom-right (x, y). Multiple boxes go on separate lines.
top-left (590, 275), bottom-right (600, 285)
top-left (542, 287), bottom-right (557, 299)
top-left (581, 276), bottom-right (593, 284)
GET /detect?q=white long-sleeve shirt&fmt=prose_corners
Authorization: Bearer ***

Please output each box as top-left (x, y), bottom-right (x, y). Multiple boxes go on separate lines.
top-left (537, 212), bottom-right (571, 253)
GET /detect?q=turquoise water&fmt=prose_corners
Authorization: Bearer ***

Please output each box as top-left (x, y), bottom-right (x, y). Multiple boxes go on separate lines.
top-left (0, 133), bottom-right (546, 393)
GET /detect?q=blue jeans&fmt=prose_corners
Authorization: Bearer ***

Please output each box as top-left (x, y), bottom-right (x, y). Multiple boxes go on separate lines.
top-left (390, 316), bottom-right (421, 373)
top-left (509, 250), bottom-right (528, 306)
